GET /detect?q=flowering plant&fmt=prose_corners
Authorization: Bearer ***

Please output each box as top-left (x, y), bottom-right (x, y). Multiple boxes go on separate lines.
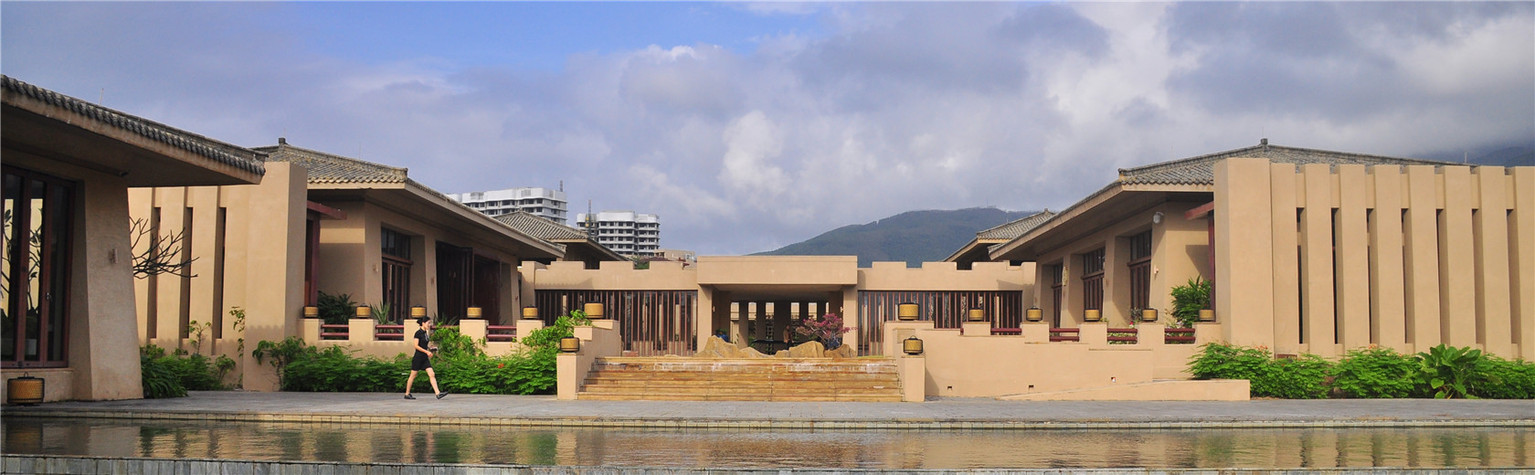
top-left (795, 312), bottom-right (850, 344)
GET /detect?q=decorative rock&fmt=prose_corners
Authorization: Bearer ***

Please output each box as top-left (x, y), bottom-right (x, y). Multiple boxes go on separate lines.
top-left (775, 350), bottom-right (790, 357)
top-left (824, 344), bottom-right (856, 359)
top-left (787, 341), bottom-right (826, 358)
top-left (741, 347), bottom-right (771, 358)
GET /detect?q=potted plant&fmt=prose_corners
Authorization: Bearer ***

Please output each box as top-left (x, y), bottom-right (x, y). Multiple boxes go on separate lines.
top-left (794, 312), bottom-right (850, 350)
top-left (1169, 277), bottom-right (1211, 328)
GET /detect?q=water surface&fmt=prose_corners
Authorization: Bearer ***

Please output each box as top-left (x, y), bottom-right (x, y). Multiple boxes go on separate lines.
top-left (3, 417), bottom-right (1530, 469)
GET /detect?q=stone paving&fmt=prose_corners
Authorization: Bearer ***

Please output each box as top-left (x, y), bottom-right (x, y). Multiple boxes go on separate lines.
top-left (5, 391), bottom-right (1532, 429)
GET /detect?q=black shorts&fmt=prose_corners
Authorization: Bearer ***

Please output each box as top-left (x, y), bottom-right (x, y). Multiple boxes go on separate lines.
top-left (411, 352), bottom-right (431, 371)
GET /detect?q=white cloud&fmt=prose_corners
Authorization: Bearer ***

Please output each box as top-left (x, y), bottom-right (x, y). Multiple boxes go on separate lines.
top-left (4, 2), bottom-right (1529, 254)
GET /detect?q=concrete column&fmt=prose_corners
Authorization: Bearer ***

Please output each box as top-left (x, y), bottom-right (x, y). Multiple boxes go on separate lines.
top-left (1063, 255), bottom-right (1083, 326)
top-left (753, 301), bottom-right (768, 341)
top-left (1102, 234), bottom-right (1127, 326)
top-left (185, 186), bottom-right (220, 349)
top-left (1335, 164), bottom-right (1371, 351)
top-left (1215, 159), bottom-right (1278, 349)
top-left (240, 162), bottom-right (308, 391)
top-left (1439, 166), bottom-right (1477, 348)
top-left (773, 300), bottom-right (791, 342)
top-left (840, 287), bottom-right (858, 353)
top-left (71, 174), bottom-right (143, 400)
top-left (346, 317), bottom-right (372, 343)
top-left (1370, 165), bottom-right (1409, 353)
top-left (1474, 167), bottom-right (1513, 356)
top-left (1299, 163), bottom-right (1336, 356)
top-left (1403, 165), bottom-right (1442, 350)
top-left (1511, 167), bottom-right (1535, 360)
top-left (153, 188), bottom-right (187, 346)
top-left (1269, 163), bottom-right (1302, 356)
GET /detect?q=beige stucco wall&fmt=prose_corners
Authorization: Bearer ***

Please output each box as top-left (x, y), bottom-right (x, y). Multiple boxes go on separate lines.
top-left (128, 162), bottom-right (308, 391)
top-left (2, 153), bottom-right (145, 402)
top-left (1216, 158), bottom-right (1533, 359)
top-left (1031, 203), bottom-right (1210, 328)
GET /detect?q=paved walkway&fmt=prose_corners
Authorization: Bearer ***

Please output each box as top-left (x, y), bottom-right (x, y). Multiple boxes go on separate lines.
top-left (6, 391), bottom-right (1533, 429)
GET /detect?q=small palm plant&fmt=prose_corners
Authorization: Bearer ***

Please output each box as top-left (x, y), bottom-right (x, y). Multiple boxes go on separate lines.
top-left (1416, 344), bottom-right (1483, 399)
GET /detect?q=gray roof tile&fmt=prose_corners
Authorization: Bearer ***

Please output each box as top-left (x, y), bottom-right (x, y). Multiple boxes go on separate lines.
top-left (253, 142), bottom-right (406, 184)
top-left (2, 75), bottom-right (266, 176)
top-left (494, 211), bottom-right (589, 241)
top-left (977, 210), bottom-right (1057, 240)
top-left (1118, 142), bottom-right (1459, 187)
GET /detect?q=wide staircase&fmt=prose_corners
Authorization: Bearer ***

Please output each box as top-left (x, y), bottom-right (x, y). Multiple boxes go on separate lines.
top-left (577, 357), bottom-right (903, 402)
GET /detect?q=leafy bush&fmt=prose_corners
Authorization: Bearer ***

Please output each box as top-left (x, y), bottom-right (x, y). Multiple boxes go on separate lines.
top-left (316, 291), bottom-right (356, 325)
top-left (256, 311), bottom-right (591, 395)
top-left (1168, 277), bottom-right (1211, 328)
top-left (140, 344), bottom-right (232, 397)
top-left (141, 346), bottom-right (186, 398)
top-left (1470, 355), bottom-right (1535, 399)
top-left (1416, 344), bottom-right (1483, 399)
top-left (1191, 342), bottom-right (1532, 399)
top-left (1332, 346), bottom-right (1419, 398)
top-left (1264, 355), bottom-right (1332, 399)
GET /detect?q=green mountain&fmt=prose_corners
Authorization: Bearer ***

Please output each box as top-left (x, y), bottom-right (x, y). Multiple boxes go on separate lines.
top-left (752, 207), bottom-right (1037, 267)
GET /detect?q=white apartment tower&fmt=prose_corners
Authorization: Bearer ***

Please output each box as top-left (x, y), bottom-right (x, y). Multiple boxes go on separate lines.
top-left (577, 211), bottom-right (660, 258)
top-left (449, 187), bottom-right (568, 223)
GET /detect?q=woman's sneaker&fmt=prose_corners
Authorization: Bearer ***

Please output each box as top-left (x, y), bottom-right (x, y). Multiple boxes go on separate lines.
top-left (403, 394), bottom-right (416, 400)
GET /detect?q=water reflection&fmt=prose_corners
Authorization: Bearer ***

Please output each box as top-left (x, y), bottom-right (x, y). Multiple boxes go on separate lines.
top-left (3, 418), bottom-right (1530, 469)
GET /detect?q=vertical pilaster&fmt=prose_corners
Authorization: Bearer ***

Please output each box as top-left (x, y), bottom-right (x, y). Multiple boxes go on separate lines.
top-left (1270, 163), bottom-right (1302, 355)
top-left (1510, 167), bottom-right (1535, 359)
top-left (1370, 165), bottom-right (1408, 353)
top-left (1335, 164), bottom-right (1370, 351)
top-left (1214, 158), bottom-right (1276, 348)
top-left (1403, 165), bottom-right (1442, 350)
top-left (1474, 167), bottom-right (1513, 356)
top-left (1300, 163), bottom-right (1336, 356)
top-left (1439, 167), bottom-right (1476, 347)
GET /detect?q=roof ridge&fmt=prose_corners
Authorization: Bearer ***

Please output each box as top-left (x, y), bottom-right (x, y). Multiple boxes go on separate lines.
top-left (976, 209), bottom-right (1056, 235)
top-left (253, 142), bottom-right (409, 180)
top-left (2, 75), bottom-right (266, 176)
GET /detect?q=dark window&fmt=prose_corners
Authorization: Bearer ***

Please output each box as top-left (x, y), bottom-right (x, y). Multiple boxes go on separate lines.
top-left (1128, 231), bottom-right (1152, 310)
top-left (1081, 248), bottom-right (1105, 313)
top-left (3, 166), bottom-right (74, 368)
top-left (1049, 264), bottom-right (1064, 327)
top-left (381, 228), bottom-right (412, 318)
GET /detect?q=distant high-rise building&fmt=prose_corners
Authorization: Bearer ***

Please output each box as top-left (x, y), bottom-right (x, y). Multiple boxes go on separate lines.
top-left (448, 187), bottom-right (568, 223)
top-left (577, 211), bottom-right (660, 258)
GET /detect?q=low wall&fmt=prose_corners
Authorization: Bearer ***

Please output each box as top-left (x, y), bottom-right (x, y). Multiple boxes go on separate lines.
top-left (299, 318), bottom-right (534, 360)
top-left (886, 321), bottom-right (1231, 399)
top-left (556, 321), bottom-right (623, 400)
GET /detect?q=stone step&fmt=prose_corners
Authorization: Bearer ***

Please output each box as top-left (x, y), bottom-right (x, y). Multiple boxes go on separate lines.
top-left (576, 392), bottom-right (904, 402)
top-left (577, 356), bottom-right (904, 402)
top-left (580, 381), bottom-right (902, 391)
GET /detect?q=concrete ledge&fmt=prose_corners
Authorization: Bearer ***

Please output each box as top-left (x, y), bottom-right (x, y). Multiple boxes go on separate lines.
top-left (8, 454), bottom-right (1535, 474)
top-left (999, 379), bottom-right (1251, 401)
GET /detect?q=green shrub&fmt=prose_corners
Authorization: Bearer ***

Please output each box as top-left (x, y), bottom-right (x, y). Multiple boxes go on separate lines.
top-left (1263, 355), bottom-right (1332, 399)
top-left (1189, 343), bottom-right (1332, 399)
top-left (1470, 356), bottom-right (1535, 399)
top-left (257, 311), bottom-right (591, 395)
top-left (140, 346), bottom-right (186, 398)
top-left (1168, 277), bottom-right (1211, 328)
top-left (1416, 344), bottom-right (1483, 399)
top-left (316, 291), bottom-right (356, 325)
top-left (1332, 347), bottom-right (1419, 398)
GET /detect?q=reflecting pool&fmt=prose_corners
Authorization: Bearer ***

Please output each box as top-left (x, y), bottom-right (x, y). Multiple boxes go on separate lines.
top-left (3, 417), bottom-right (1530, 469)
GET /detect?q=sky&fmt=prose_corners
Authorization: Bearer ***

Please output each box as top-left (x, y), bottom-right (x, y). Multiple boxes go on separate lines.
top-left (3, 2), bottom-right (1532, 255)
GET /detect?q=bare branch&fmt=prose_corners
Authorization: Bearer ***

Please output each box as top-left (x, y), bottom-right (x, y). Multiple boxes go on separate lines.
top-left (130, 217), bottom-right (198, 279)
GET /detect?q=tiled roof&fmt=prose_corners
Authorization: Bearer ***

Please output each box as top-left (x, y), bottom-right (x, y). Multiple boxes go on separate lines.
top-left (253, 141), bottom-right (407, 184)
top-left (1118, 141), bottom-right (1458, 187)
top-left (494, 211), bottom-right (589, 241)
top-left (977, 210), bottom-right (1056, 240)
top-left (2, 75), bottom-right (266, 176)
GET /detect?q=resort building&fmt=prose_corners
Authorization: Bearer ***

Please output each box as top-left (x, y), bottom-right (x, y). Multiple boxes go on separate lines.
top-left (988, 140), bottom-right (1533, 360)
top-left (447, 187), bottom-right (568, 223)
top-left (126, 138), bottom-right (563, 391)
top-left (945, 210), bottom-right (1056, 269)
top-left (5, 74), bottom-right (1530, 403)
top-left (1, 76), bottom-right (265, 402)
top-left (577, 211), bottom-right (660, 258)
top-left (494, 210), bottom-right (625, 269)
